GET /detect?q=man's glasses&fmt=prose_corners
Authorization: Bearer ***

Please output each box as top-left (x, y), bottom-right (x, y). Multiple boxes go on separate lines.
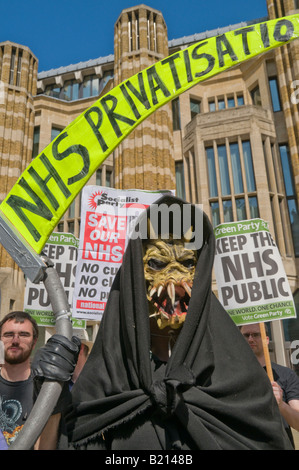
top-left (1, 332), bottom-right (32, 341)
top-left (242, 333), bottom-right (261, 339)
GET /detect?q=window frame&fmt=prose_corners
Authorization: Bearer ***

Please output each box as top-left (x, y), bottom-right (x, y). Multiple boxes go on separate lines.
top-left (206, 139), bottom-right (258, 226)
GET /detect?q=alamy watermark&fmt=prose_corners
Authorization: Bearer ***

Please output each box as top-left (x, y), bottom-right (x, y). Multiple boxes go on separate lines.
top-left (290, 80), bottom-right (299, 104)
top-left (290, 341), bottom-right (299, 365)
top-left (89, 201), bottom-right (204, 250)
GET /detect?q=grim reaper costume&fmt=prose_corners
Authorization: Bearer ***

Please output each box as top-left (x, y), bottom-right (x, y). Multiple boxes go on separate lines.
top-left (50, 195), bottom-right (292, 449)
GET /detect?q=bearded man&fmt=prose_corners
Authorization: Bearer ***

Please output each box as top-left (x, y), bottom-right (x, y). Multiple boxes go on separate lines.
top-left (0, 311), bottom-right (38, 447)
top-left (32, 195), bottom-right (292, 450)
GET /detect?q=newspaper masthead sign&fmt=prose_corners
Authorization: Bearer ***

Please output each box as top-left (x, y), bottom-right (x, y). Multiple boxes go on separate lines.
top-left (214, 219), bottom-right (296, 326)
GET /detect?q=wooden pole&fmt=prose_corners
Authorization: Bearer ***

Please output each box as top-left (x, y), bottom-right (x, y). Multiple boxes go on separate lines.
top-left (260, 322), bottom-right (274, 382)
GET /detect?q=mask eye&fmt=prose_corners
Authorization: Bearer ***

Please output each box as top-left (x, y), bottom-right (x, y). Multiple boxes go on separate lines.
top-left (148, 258), bottom-right (168, 270)
top-left (181, 259), bottom-right (195, 268)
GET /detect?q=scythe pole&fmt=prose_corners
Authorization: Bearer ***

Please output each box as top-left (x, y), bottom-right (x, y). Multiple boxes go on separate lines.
top-left (0, 213), bottom-right (73, 450)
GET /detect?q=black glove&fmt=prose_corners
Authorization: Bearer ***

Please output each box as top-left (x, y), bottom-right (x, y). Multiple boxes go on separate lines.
top-left (32, 334), bottom-right (81, 415)
top-left (32, 334), bottom-right (81, 382)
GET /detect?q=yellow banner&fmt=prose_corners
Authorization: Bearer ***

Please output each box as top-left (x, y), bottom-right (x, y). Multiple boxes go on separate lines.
top-left (1, 15), bottom-right (299, 253)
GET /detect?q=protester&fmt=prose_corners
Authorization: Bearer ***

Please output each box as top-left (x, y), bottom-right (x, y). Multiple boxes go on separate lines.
top-left (240, 322), bottom-right (299, 447)
top-left (30, 195), bottom-right (293, 450)
top-left (0, 311), bottom-right (38, 448)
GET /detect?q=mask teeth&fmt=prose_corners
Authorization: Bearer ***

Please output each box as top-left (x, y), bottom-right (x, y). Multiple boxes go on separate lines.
top-left (149, 312), bottom-right (160, 318)
top-left (181, 280), bottom-right (192, 297)
top-left (167, 282), bottom-right (175, 309)
top-left (161, 310), bottom-right (169, 320)
top-left (157, 284), bottom-right (163, 298)
top-left (149, 286), bottom-right (157, 298)
top-left (151, 303), bottom-right (169, 320)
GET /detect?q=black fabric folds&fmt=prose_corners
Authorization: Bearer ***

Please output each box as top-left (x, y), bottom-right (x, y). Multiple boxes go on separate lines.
top-left (64, 195), bottom-right (292, 450)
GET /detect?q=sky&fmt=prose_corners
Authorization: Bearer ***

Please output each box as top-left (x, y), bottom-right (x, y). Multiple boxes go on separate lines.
top-left (1, 0), bottom-right (269, 73)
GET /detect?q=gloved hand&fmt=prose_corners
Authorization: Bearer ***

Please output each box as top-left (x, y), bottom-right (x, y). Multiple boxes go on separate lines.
top-left (32, 334), bottom-right (81, 382)
top-left (32, 334), bottom-right (81, 415)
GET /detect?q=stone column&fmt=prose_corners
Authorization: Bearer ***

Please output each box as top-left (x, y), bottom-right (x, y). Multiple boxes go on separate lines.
top-left (113, 6), bottom-right (176, 191)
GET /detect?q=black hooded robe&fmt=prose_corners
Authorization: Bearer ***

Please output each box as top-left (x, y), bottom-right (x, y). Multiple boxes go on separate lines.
top-left (63, 195), bottom-right (292, 450)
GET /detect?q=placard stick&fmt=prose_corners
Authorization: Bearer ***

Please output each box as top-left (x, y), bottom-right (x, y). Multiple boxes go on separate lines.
top-left (260, 322), bottom-right (274, 382)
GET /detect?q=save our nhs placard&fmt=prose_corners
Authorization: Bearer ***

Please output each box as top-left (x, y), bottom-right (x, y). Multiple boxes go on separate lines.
top-left (72, 186), bottom-right (174, 320)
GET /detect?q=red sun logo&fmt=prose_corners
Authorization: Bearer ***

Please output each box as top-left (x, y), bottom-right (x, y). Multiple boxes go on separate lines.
top-left (88, 190), bottom-right (104, 210)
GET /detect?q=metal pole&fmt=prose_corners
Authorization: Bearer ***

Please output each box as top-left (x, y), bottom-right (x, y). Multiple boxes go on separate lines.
top-left (9, 259), bottom-right (73, 450)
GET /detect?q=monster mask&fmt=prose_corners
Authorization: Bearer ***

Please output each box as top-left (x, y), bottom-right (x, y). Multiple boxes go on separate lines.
top-left (143, 234), bottom-right (197, 330)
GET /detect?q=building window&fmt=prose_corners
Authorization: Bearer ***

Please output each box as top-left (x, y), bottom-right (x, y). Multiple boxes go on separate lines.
top-left (249, 196), bottom-right (259, 218)
top-left (96, 169), bottom-right (102, 186)
top-left (147, 13), bottom-right (151, 49)
top-left (61, 80), bottom-right (79, 101)
top-left (227, 96), bottom-right (235, 108)
top-left (237, 94), bottom-right (244, 106)
top-left (223, 199), bottom-right (233, 222)
top-left (236, 198), bottom-right (246, 220)
top-left (172, 98), bottom-right (181, 131)
top-left (279, 144), bottom-right (299, 256)
top-left (135, 12), bottom-right (140, 50)
top-left (45, 84), bottom-right (61, 99)
top-left (9, 48), bottom-right (16, 85)
top-left (96, 167), bottom-right (113, 187)
top-left (128, 11), bottom-right (140, 51)
top-left (206, 139), bottom-right (257, 226)
top-left (68, 221), bottom-right (74, 234)
top-left (16, 50), bottom-right (22, 87)
top-left (99, 70), bottom-right (113, 94)
top-left (269, 77), bottom-right (282, 112)
top-left (106, 170), bottom-right (112, 187)
top-left (82, 75), bottom-right (99, 98)
top-left (42, 71), bottom-right (113, 101)
top-left (210, 201), bottom-right (220, 226)
top-left (190, 98), bottom-right (201, 119)
top-left (218, 98), bottom-right (225, 110)
top-left (208, 93), bottom-right (244, 111)
top-left (230, 142), bottom-right (243, 194)
top-left (128, 13), bottom-right (133, 52)
top-left (296, 0), bottom-right (299, 9)
top-left (51, 126), bottom-right (63, 142)
top-left (153, 14), bottom-right (157, 52)
top-left (175, 161), bottom-right (185, 199)
top-left (209, 100), bottom-right (216, 112)
top-left (146, 11), bottom-right (157, 52)
top-left (242, 140), bottom-right (256, 192)
top-left (69, 200), bottom-right (76, 218)
top-left (206, 147), bottom-right (218, 197)
top-left (251, 85), bottom-right (262, 106)
top-left (32, 126), bottom-right (40, 159)
top-left (218, 145), bottom-right (231, 196)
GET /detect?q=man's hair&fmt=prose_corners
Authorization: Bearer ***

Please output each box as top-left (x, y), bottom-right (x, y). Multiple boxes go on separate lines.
top-left (0, 311), bottom-right (39, 340)
top-left (239, 323), bottom-right (269, 336)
